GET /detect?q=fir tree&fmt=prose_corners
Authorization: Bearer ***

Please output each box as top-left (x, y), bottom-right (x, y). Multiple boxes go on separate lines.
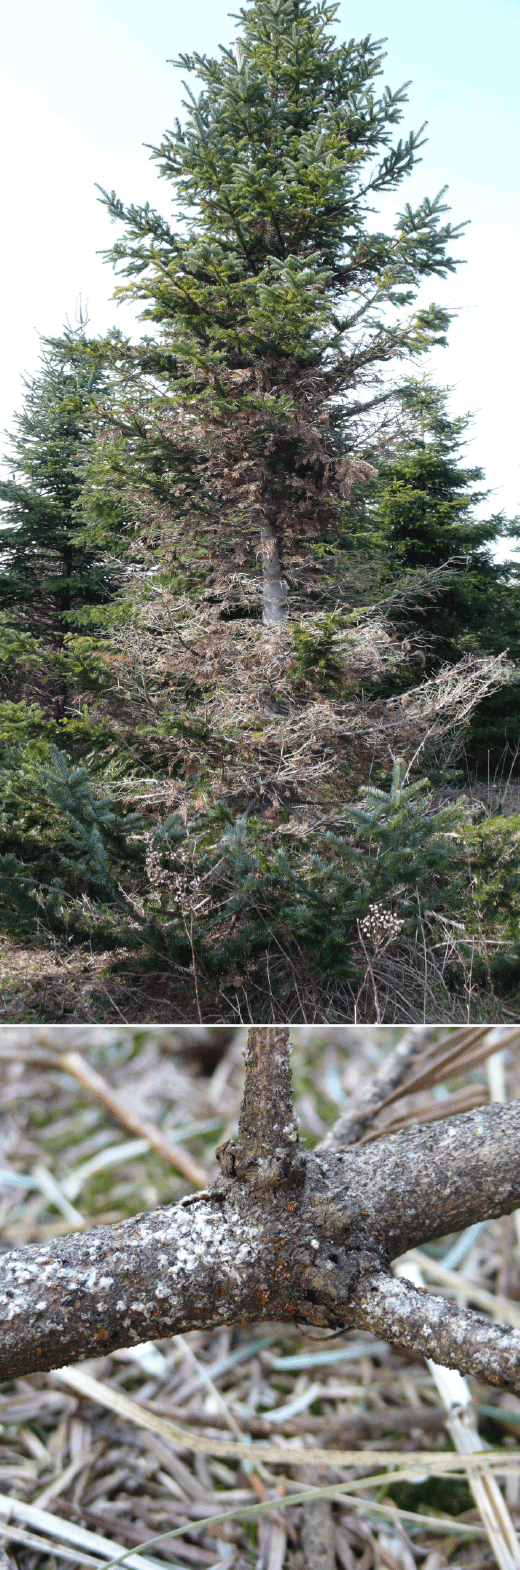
top-left (97, 0), bottom-right (466, 624)
top-left (358, 380), bottom-right (520, 760)
top-left (0, 320), bottom-right (118, 716)
top-left (366, 381), bottom-right (501, 570)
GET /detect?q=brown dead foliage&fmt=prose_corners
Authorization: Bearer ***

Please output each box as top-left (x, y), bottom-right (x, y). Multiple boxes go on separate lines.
top-left (83, 587), bottom-right (512, 819)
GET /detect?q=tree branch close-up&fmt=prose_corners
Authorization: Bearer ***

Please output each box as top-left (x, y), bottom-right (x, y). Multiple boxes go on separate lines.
top-left (1, 1026), bottom-right (519, 1392)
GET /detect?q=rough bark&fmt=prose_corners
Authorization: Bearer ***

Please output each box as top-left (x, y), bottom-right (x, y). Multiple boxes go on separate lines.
top-left (0, 1031), bottom-right (519, 1389)
top-left (259, 515), bottom-right (287, 626)
top-left (308, 1101), bottom-right (520, 1260)
top-left (217, 1026), bottom-right (301, 1190)
top-left (353, 1272), bottom-right (520, 1389)
top-left (0, 1192), bottom-right (270, 1380)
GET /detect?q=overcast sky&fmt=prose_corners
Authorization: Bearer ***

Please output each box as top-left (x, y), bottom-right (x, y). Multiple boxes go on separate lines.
top-left (1, 0), bottom-right (518, 533)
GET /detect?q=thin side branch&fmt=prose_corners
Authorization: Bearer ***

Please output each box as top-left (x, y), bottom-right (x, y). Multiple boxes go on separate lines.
top-left (353, 1273), bottom-right (520, 1392)
top-left (362, 1026), bottom-right (520, 1120)
top-left (318, 1026), bottom-right (520, 1150)
top-left (318, 1026), bottom-right (432, 1148)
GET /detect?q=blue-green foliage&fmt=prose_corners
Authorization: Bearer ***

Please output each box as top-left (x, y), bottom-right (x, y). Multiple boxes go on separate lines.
top-left (343, 757), bottom-right (465, 912)
top-left (146, 763), bottom-right (465, 985)
top-left (36, 746), bottom-right (142, 895)
top-left (0, 743), bottom-right (144, 937)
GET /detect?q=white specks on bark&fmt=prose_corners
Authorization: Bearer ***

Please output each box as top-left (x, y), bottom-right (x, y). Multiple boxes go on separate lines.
top-left (353, 1272), bottom-right (520, 1392)
top-left (0, 1092), bottom-right (520, 1387)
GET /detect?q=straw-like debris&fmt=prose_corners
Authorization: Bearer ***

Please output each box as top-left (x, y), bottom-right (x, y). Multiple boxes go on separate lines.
top-left (88, 591), bottom-right (513, 811)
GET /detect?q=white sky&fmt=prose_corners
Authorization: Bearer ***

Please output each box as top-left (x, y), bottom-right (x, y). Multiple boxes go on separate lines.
top-left (0, 0), bottom-right (519, 536)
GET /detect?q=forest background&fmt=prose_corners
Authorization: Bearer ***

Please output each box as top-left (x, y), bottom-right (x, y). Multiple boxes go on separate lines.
top-left (1, 0), bottom-right (520, 1025)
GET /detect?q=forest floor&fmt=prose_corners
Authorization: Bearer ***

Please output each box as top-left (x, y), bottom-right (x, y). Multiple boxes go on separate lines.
top-left (2, 915), bottom-right (519, 1027)
top-left (2, 935), bottom-right (516, 1029)
top-left (0, 940), bottom-right (202, 1026)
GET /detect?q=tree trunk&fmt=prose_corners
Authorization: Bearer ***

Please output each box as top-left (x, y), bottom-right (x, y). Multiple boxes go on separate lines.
top-left (259, 515), bottom-right (287, 626)
top-left (0, 1029), bottom-right (519, 1389)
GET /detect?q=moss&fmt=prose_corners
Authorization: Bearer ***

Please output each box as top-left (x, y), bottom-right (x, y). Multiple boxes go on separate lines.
top-left (387, 1473), bottom-right (474, 1517)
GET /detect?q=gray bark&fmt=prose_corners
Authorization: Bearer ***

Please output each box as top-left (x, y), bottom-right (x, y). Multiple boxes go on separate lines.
top-left (217, 1025), bottom-right (301, 1190)
top-left (0, 1030), bottom-right (519, 1389)
top-left (259, 515), bottom-right (287, 626)
top-left (353, 1273), bottom-right (520, 1389)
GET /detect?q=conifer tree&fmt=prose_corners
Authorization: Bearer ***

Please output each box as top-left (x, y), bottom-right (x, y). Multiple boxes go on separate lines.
top-left (98, 0), bottom-right (466, 624)
top-left (367, 381), bottom-right (499, 570)
top-left (365, 379), bottom-right (520, 661)
top-left (357, 379), bottom-right (520, 759)
top-left (0, 321), bottom-right (118, 716)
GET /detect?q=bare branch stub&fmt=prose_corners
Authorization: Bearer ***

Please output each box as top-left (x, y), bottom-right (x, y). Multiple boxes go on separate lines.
top-left (216, 1026), bottom-right (303, 1191)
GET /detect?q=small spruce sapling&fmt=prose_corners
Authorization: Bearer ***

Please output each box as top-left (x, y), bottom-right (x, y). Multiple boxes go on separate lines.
top-left (345, 756), bottom-right (465, 920)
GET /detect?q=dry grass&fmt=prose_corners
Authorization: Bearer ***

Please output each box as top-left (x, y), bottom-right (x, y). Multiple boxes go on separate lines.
top-left (0, 941), bottom-right (203, 1027)
top-left (0, 922), bottom-right (511, 1031)
top-left (0, 1027), bottom-right (519, 1570)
